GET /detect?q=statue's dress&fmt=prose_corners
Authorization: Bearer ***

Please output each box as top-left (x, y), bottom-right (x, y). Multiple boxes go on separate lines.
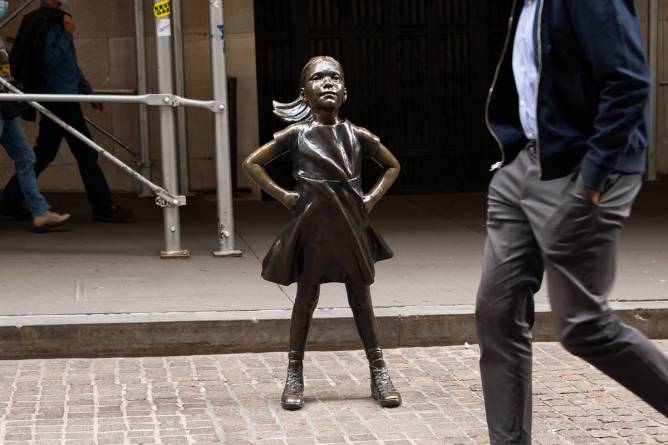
top-left (261, 119), bottom-right (393, 286)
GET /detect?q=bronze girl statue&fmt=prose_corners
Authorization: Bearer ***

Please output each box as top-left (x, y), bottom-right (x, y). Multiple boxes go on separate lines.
top-left (243, 56), bottom-right (401, 410)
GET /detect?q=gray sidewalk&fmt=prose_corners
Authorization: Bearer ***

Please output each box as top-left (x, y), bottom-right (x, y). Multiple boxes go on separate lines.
top-left (0, 181), bottom-right (667, 357)
top-left (0, 342), bottom-right (667, 444)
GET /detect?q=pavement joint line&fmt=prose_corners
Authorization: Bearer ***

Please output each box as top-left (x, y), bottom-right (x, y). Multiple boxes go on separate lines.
top-left (204, 393), bottom-right (226, 442)
top-left (0, 301), bottom-right (667, 326)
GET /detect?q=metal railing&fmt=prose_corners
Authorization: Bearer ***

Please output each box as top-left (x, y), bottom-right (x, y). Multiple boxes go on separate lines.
top-left (0, 78), bottom-right (235, 258)
top-left (0, 77), bottom-right (188, 209)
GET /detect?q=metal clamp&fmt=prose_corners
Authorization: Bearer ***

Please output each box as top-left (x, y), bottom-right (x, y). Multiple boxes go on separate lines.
top-left (154, 189), bottom-right (187, 208)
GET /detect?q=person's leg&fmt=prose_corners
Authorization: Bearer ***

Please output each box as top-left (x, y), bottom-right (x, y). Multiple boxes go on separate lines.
top-left (0, 108), bottom-right (63, 213)
top-left (0, 117), bottom-right (50, 217)
top-left (475, 149), bottom-right (544, 445)
top-left (542, 172), bottom-right (668, 417)
top-left (58, 104), bottom-right (113, 212)
top-left (282, 282), bottom-right (320, 410)
top-left (346, 283), bottom-right (401, 407)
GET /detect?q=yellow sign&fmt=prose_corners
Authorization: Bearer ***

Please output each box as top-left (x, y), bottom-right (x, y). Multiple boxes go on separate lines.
top-left (154, 0), bottom-right (171, 18)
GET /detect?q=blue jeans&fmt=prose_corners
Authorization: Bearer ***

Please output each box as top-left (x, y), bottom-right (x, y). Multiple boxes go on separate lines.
top-left (0, 114), bottom-right (49, 217)
top-left (2, 103), bottom-right (112, 212)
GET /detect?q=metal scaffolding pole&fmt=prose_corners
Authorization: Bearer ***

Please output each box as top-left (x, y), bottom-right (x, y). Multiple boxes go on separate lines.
top-left (172, 0), bottom-right (190, 195)
top-left (648, 0), bottom-right (659, 181)
top-left (0, 92), bottom-right (222, 110)
top-left (135, 0), bottom-right (153, 196)
top-left (209, 0), bottom-right (242, 257)
top-left (153, 0), bottom-right (190, 258)
top-left (85, 116), bottom-right (139, 158)
top-left (0, 77), bottom-right (185, 209)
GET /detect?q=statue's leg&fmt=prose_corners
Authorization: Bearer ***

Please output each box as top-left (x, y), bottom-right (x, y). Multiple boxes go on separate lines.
top-left (282, 282), bottom-right (320, 411)
top-left (346, 284), bottom-right (402, 408)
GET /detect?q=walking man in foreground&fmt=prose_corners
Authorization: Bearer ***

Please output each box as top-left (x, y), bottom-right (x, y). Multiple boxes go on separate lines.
top-left (476, 0), bottom-right (668, 442)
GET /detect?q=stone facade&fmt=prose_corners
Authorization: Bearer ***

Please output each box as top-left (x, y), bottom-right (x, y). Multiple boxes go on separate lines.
top-left (0, 1), bottom-right (666, 196)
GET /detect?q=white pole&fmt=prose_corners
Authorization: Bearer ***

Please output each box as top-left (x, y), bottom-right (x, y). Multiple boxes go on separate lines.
top-left (209, 0), bottom-right (242, 257)
top-left (172, 0), bottom-right (191, 195)
top-left (154, 0), bottom-right (190, 258)
top-left (135, 0), bottom-right (153, 196)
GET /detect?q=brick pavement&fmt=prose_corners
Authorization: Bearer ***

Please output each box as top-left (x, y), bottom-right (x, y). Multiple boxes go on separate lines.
top-left (0, 342), bottom-right (666, 445)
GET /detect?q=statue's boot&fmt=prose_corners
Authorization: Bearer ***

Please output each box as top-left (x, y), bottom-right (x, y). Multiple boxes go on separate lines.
top-left (281, 351), bottom-right (304, 410)
top-left (367, 348), bottom-right (402, 408)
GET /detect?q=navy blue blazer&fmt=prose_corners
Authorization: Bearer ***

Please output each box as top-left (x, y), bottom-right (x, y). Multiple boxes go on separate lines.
top-left (486, 0), bottom-right (651, 191)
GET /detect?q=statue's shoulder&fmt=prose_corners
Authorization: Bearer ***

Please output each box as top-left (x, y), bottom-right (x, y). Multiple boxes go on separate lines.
top-left (347, 122), bottom-right (380, 145)
top-left (347, 121), bottom-right (379, 140)
top-left (273, 121), bottom-right (307, 141)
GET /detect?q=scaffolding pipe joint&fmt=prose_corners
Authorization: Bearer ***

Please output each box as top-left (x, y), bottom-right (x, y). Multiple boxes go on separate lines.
top-left (154, 191), bottom-right (187, 208)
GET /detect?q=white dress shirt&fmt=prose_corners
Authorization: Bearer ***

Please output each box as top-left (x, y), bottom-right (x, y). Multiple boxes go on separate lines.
top-left (512, 0), bottom-right (539, 140)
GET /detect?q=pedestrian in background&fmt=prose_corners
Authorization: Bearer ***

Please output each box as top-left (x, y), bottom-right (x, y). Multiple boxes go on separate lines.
top-left (0, 0), bottom-right (70, 231)
top-left (0, 0), bottom-right (132, 223)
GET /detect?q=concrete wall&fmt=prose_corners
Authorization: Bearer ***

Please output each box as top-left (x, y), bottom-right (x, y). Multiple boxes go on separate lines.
top-left (0, 0), bottom-right (259, 193)
top-left (0, 1), bottom-right (667, 195)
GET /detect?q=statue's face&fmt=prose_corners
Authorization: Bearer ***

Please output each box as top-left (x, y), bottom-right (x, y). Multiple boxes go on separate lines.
top-left (301, 59), bottom-right (346, 111)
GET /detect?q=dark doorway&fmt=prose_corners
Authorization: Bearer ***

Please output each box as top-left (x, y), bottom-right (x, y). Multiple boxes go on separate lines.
top-left (254, 0), bottom-right (514, 195)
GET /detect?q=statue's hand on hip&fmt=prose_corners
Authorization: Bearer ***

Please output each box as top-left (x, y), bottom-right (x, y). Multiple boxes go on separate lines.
top-left (283, 192), bottom-right (300, 210)
top-left (363, 195), bottom-right (375, 214)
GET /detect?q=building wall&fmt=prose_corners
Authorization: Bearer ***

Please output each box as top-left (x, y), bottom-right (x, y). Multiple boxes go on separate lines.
top-left (639, 0), bottom-right (668, 175)
top-left (0, 0), bottom-right (666, 196)
top-left (0, 0), bottom-right (259, 194)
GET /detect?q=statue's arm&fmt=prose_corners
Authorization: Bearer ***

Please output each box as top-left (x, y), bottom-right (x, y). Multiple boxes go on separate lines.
top-left (242, 141), bottom-right (299, 210)
top-left (363, 144), bottom-right (400, 213)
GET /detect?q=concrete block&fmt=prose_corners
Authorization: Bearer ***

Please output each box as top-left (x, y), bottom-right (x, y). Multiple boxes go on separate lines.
top-left (109, 38), bottom-right (138, 90)
top-left (0, 306), bottom-right (666, 360)
top-left (76, 38), bottom-right (111, 89)
top-left (184, 35), bottom-right (213, 98)
top-left (189, 157), bottom-right (216, 192)
top-left (65, 0), bottom-right (109, 38)
top-left (185, 109), bottom-right (214, 158)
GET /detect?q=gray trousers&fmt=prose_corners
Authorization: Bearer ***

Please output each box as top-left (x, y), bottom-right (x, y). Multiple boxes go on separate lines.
top-left (475, 145), bottom-right (668, 444)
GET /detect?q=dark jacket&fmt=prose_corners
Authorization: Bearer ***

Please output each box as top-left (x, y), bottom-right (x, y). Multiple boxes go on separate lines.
top-left (9, 6), bottom-right (65, 93)
top-left (43, 22), bottom-right (93, 95)
top-left (486, 0), bottom-right (651, 191)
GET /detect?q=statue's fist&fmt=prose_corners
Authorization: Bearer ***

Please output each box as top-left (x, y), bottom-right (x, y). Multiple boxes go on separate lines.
top-left (363, 195), bottom-right (374, 214)
top-left (283, 192), bottom-right (300, 210)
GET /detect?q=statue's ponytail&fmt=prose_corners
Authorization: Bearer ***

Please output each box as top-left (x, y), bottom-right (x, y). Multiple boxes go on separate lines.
top-left (272, 98), bottom-right (312, 123)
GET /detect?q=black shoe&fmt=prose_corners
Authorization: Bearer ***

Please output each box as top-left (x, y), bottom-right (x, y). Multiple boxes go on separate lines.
top-left (281, 355), bottom-right (305, 411)
top-left (92, 205), bottom-right (133, 223)
top-left (367, 348), bottom-right (402, 408)
top-left (0, 199), bottom-right (31, 221)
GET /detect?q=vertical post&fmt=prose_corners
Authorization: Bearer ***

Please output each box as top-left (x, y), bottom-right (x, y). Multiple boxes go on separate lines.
top-left (172, 0), bottom-right (191, 195)
top-left (210, 0), bottom-right (242, 257)
top-left (134, 0), bottom-right (153, 196)
top-left (153, 0), bottom-right (190, 258)
top-left (648, 0), bottom-right (659, 181)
